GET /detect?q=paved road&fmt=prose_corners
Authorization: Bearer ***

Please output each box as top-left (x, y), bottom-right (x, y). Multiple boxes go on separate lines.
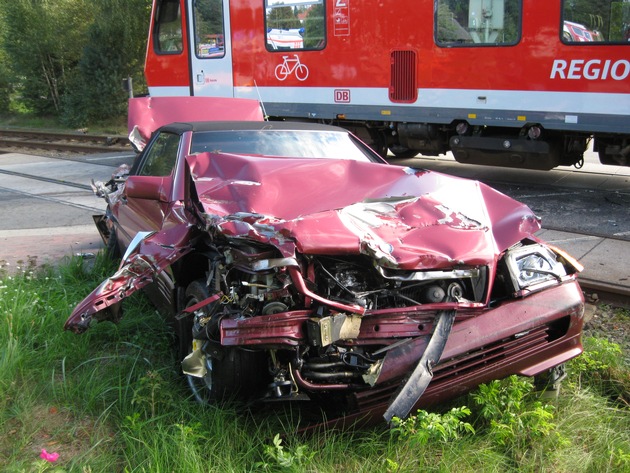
top-left (0, 152), bottom-right (133, 269)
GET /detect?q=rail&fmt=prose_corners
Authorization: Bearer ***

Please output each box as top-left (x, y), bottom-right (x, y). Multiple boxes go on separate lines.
top-left (579, 278), bottom-right (630, 310)
top-left (0, 127), bottom-right (131, 154)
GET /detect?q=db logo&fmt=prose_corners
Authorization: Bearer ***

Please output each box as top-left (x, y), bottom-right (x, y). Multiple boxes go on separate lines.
top-left (334, 89), bottom-right (351, 103)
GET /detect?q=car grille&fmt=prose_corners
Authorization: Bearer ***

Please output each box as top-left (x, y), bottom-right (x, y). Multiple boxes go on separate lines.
top-left (353, 316), bottom-right (572, 411)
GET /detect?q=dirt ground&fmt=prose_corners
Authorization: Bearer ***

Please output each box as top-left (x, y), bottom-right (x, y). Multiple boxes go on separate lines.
top-left (584, 298), bottom-right (630, 364)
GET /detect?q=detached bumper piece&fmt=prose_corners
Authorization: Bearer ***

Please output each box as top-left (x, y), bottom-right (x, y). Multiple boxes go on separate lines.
top-left (383, 309), bottom-right (456, 423)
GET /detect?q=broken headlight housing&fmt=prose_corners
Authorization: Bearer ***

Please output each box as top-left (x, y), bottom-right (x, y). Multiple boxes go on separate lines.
top-left (504, 243), bottom-right (567, 291)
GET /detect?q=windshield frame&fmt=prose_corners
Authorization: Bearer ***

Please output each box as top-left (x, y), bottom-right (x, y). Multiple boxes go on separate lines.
top-left (190, 129), bottom-right (385, 163)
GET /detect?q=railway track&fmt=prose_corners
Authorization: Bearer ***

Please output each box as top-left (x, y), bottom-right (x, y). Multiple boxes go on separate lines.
top-left (579, 278), bottom-right (630, 309)
top-left (0, 127), bottom-right (131, 154)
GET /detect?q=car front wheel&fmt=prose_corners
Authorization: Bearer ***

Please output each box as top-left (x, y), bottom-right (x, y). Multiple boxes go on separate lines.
top-left (178, 279), bottom-right (268, 403)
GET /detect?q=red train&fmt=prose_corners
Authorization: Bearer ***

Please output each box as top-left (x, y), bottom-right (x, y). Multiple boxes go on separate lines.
top-left (137, 0), bottom-right (630, 169)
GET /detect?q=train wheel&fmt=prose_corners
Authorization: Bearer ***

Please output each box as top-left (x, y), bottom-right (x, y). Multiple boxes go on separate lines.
top-left (367, 130), bottom-right (389, 158)
top-left (389, 145), bottom-right (418, 160)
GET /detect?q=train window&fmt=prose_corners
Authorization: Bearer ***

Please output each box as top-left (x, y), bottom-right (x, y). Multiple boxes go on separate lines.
top-left (561, 0), bottom-right (630, 44)
top-left (155, 0), bottom-right (183, 53)
top-left (435, 0), bottom-right (521, 47)
top-left (193, 0), bottom-right (226, 58)
top-left (264, 0), bottom-right (326, 51)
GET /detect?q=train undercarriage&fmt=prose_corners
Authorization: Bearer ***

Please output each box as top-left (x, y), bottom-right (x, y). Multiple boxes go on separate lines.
top-left (333, 120), bottom-right (629, 170)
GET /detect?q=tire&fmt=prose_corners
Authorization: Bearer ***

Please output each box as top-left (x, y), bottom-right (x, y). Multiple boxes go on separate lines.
top-left (105, 226), bottom-right (122, 260)
top-left (178, 279), bottom-right (268, 403)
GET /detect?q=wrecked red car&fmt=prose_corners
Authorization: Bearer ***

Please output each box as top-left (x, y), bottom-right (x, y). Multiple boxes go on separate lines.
top-left (66, 121), bottom-right (584, 424)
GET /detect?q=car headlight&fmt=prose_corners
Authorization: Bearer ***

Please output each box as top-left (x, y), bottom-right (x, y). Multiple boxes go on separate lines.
top-left (504, 244), bottom-right (567, 291)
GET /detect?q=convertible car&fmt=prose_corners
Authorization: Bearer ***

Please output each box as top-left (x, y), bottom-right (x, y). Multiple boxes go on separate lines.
top-left (65, 121), bottom-right (584, 425)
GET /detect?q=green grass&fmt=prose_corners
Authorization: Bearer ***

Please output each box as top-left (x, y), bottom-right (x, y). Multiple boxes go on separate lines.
top-left (1, 255), bottom-right (629, 472)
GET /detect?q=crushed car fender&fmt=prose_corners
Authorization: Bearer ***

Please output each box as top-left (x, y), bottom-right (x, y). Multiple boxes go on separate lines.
top-left (64, 227), bottom-right (196, 333)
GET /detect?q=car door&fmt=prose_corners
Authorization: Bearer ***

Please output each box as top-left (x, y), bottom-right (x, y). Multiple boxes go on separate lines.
top-left (113, 131), bottom-right (182, 249)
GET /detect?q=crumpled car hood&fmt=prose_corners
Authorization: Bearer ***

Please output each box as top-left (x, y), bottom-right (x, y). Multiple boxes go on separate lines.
top-left (187, 153), bottom-right (541, 269)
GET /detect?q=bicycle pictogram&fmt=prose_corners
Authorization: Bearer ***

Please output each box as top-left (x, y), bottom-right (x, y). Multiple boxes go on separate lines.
top-left (274, 55), bottom-right (309, 81)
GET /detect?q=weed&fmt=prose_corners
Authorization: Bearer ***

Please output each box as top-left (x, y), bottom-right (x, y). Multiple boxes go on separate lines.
top-left (568, 337), bottom-right (629, 404)
top-left (132, 369), bottom-right (175, 418)
top-left (256, 434), bottom-right (315, 472)
top-left (572, 337), bottom-right (622, 374)
top-left (387, 406), bottom-right (475, 471)
top-left (24, 457), bottom-right (66, 473)
top-left (390, 406), bottom-right (475, 446)
top-left (470, 376), bottom-right (563, 466)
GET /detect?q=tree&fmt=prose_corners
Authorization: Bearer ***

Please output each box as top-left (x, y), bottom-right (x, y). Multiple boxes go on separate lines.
top-left (61, 0), bottom-right (151, 127)
top-left (195, 0), bottom-right (224, 39)
top-left (1, 0), bottom-right (92, 115)
top-left (303, 4), bottom-right (325, 48)
top-left (0, 0), bottom-right (149, 123)
top-left (0, 8), bottom-right (12, 113)
top-left (267, 4), bottom-right (300, 30)
top-left (563, 0), bottom-right (618, 41)
top-left (436, 0), bottom-right (519, 44)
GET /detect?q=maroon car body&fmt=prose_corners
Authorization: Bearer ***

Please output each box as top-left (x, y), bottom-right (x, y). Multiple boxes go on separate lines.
top-left (66, 121), bottom-right (584, 424)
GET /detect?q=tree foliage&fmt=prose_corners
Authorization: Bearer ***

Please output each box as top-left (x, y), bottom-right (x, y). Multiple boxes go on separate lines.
top-left (0, 12), bottom-right (11, 113)
top-left (0, 0), bottom-right (150, 124)
top-left (436, 0), bottom-right (520, 44)
top-left (563, 0), bottom-right (622, 41)
top-left (61, 0), bottom-right (151, 127)
top-left (195, 0), bottom-right (224, 39)
top-left (1, 0), bottom-right (92, 115)
top-left (303, 4), bottom-right (325, 48)
top-left (267, 5), bottom-right (301, 30)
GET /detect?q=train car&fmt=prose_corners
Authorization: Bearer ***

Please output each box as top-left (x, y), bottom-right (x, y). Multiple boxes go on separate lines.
top-left (140, 0), bottom-right (630, 170)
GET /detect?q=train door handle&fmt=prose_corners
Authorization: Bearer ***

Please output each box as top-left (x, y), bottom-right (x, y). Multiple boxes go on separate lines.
top-left (196, 71), bottom-right (204, 84)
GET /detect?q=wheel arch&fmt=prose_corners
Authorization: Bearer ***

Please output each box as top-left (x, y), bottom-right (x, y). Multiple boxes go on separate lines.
top-left (171, 250), bottom-right (218, 312)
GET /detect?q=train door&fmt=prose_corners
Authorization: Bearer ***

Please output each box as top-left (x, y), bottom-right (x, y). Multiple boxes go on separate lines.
top-left (188, 0), bottom-right (234, 97)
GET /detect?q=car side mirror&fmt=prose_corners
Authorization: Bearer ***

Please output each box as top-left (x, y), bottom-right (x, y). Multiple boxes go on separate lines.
top-left (124, 175), bottom-right (170, 202)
